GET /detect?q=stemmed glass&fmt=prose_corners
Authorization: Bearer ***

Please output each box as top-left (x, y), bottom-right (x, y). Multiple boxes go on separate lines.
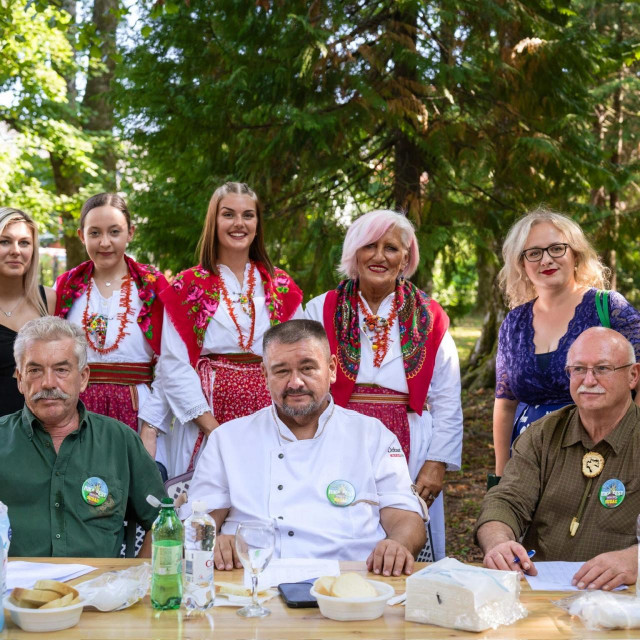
top-left (235, 520), bottom-right (276, 618)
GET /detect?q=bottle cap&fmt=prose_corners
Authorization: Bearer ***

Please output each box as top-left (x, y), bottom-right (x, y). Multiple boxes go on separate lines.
top-left (161, 497), bottom-right (175, 506)
top-left (192, 500), bottom-right (207, 513)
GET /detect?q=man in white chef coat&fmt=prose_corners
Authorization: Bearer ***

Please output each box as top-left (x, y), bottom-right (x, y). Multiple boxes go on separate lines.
top-left (182, 319), bottom-right (427, 576)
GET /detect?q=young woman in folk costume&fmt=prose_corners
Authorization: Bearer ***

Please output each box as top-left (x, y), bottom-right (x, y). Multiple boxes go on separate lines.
top-left (305, 210), bottom-right (463, 561)
top-left (54, 194), bottom-right (168, 459)
top-left (140, 182), bottom-right (303, 478)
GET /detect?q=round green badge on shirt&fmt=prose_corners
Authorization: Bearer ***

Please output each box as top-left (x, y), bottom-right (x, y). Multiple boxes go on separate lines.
top-left (326, 480), bottom-right (356, 507)
top-left (599, 478), bottom-right (625, 508)
top-left (82, 476), bottom-right (109, 506)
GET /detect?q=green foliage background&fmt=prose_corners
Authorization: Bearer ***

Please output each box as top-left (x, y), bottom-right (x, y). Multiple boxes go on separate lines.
top-left (2, 0), bottom-right (639, 316)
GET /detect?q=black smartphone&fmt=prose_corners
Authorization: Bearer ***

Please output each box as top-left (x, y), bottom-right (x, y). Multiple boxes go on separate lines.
top-left (278, 582), bottom-right (319, 608)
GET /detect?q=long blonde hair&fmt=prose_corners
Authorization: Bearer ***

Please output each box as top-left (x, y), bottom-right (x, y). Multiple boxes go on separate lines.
top-left (197, 182), bottom-right (274, 276)
top-left (499, 207), bottom-right (609, 308)
top-left (0, 207), bottom-right (47, 316)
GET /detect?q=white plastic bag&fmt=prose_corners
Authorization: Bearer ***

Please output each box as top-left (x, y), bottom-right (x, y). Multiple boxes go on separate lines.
top-left (555, 591), bottom-right (640, 630)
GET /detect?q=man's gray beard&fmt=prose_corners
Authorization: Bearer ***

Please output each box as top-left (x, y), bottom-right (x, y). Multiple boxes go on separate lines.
top-left (278, 394), bottom-right (327, 418)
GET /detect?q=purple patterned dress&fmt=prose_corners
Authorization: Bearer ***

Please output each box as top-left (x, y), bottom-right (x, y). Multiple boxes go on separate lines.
top-left (496, 288), bottom-right (640, 442)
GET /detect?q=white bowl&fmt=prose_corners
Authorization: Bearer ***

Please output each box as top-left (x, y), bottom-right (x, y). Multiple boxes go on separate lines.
top-left (3, 595), bottom-right (84, 632)
top-left (310, 579), bottom-right (395, 621)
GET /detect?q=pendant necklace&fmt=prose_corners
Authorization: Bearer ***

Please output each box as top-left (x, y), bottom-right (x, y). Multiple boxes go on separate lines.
top-left (569, 451), bottom-right (606, 537)
top-left (0, 298), bottom-right (23, 318)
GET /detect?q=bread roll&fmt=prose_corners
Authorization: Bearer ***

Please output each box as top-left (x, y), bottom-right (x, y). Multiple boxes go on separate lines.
top-left (330, 573), bottom-right (377, 598)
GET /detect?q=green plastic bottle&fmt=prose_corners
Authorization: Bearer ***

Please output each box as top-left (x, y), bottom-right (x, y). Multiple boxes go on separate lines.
top-left (151, 497), bottom-right (184, 610)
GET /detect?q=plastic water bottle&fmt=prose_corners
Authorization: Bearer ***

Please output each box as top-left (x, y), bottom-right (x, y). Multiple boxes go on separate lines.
top-left (183, 500), bottom-right (216, 610)
top-left (0, 501), bottom-right (11, 631)
top-left (151, 497), bottom-right (184, 610)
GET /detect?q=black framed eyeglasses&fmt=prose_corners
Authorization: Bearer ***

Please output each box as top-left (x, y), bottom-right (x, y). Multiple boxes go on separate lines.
top-left (564, 364), bottom-right (634, 379)
top-left (521, 243), bottom-right (570, 262)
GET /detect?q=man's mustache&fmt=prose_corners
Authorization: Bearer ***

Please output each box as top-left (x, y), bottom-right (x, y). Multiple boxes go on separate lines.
top-left (283, 388), bottom-right (312, 398)
top-left (576, 385), bottom-right (605, 394)
top-left (31, 388), bottom-right (71, 401)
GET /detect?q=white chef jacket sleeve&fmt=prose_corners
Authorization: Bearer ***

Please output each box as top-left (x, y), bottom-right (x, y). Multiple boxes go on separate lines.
top-left (372, 431), bottom-right (422, 515)
top-left (156, 310), bottom-right (211, 425)
top-left (425, 331), bottom-right (463, 471)
top-left (178, 429), bottom-right (230, 519)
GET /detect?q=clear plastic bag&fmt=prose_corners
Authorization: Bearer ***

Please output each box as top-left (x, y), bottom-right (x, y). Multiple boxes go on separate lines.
top-left (555, 591), bottom-right (640, 630)
top-left (405, 558), bottom-right (528, 632)
top-left (76, 564), bottom-right (151, 611)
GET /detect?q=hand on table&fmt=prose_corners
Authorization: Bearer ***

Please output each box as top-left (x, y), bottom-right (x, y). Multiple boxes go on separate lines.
top-left (572, 547), bottom-right (637, 591)
top-left (414, 460), bottom-right (446, 508)
top-left (214, 534), bottom-right (242, 571)
top-left (366, 539), bottom-right (414, 577)
top-left (483, 540), bottom-right (537, 576)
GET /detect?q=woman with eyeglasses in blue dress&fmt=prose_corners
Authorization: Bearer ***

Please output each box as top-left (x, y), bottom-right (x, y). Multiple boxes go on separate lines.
top-left (493, 208), bottom-right (640, 478)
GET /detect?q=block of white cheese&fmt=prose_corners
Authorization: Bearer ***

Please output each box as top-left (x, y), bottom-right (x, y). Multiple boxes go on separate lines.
top-left (405, 557), bottom-right (527, 632)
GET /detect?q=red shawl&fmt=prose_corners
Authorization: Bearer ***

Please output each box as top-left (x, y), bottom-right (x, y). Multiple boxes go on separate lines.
top-left (160, 262), bottom-right (302, 367)
top-left (54, 255), bottom-right (167, 355)
top-left (322, 278), bottom-right (449, 414)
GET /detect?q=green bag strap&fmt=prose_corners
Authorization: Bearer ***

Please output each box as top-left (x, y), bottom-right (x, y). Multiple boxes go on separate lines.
top-left (595, 290), bottom-right (610, 328)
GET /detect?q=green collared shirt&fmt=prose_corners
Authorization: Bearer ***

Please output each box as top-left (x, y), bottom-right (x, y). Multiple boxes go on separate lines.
top-left (475, 403), bottom-right (640, 561)
top-left (0, 402), bottom-right (166, 557)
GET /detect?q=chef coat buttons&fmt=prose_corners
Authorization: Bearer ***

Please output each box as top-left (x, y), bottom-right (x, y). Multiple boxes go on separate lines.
top-left (277, 484), bottom-right (283, 490)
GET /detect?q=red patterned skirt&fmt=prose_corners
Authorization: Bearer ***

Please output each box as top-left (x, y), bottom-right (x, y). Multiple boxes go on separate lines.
top-left (80, 362), bottom-right (154, 432)
top-left (188, 353), bottom-right (272, 470)
top-left (346, 384), bottom-right (412, 460)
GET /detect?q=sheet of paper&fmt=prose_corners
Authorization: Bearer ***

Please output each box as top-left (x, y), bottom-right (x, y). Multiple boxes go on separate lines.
top-left (243, 558), bottom-right (340, 590)
top-left (7, 561), bottom-right (97, 591)
top-left (525, 561), bottom-right (627, 592)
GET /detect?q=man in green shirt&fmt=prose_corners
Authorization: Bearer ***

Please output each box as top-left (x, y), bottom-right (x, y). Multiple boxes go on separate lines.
top-left (475, 327), bottom-right (639, 591)
top-left (0, 316), bottom-right (166, 557)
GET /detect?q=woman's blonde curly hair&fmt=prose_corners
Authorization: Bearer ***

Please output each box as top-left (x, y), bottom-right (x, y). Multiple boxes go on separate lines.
top-left (498, 207), bottom-right (609, 309)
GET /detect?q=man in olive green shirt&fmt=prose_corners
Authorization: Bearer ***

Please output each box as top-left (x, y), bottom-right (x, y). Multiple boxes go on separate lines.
top-left (476, 327), bottom-right (639, 591)
top-left (0, 317), bottom-right (166, 557)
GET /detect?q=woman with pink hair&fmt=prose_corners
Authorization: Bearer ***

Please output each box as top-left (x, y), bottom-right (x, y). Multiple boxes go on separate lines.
top-left (305, 209), bottom-right (462, 561)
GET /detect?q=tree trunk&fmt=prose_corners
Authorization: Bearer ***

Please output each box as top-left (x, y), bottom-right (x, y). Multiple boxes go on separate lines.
top-left (83, 0), bottom-right (118, 186)
top-left (461, 5), bottom-right (519, 388)
top-left (50, 0), bottom-right (119, 269)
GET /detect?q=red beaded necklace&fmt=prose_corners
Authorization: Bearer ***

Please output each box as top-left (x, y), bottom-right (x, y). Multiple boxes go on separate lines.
top-left (218, 263), bottom-right (257, 352)
top-left (357, 294), bottom-right (397, 367)
top-left (82, 272), bottom-right (133, 354)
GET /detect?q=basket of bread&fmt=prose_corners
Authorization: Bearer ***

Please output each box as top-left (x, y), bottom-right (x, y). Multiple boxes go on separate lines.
top-left (310, 572), bottom-right (395, 621)
top-left (4, 579), bottom-right (84, 632)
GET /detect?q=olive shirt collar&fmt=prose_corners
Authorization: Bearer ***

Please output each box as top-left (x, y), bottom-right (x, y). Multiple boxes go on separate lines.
top-left (561, 400), bottom-right (638, 455)
top-left (20, 401), bottom-right (89, 441)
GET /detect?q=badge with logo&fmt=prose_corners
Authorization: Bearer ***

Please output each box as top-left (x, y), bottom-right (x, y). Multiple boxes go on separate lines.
top-left (599, 478), bottom-right (625, 509)
top-left (326, 480), bottom-right (356, 507)
top-left (82, 477), bottom-right (109, 506)
top-left (388, 445), bottom-right (404, 458)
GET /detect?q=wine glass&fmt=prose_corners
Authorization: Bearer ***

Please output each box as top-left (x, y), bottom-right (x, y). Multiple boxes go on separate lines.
top-left (235, 519), bottom-right (276, 618)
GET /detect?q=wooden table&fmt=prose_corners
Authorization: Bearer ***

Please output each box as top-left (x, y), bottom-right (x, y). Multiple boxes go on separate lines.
top-left (2, 558), bottom-right (637, 639)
